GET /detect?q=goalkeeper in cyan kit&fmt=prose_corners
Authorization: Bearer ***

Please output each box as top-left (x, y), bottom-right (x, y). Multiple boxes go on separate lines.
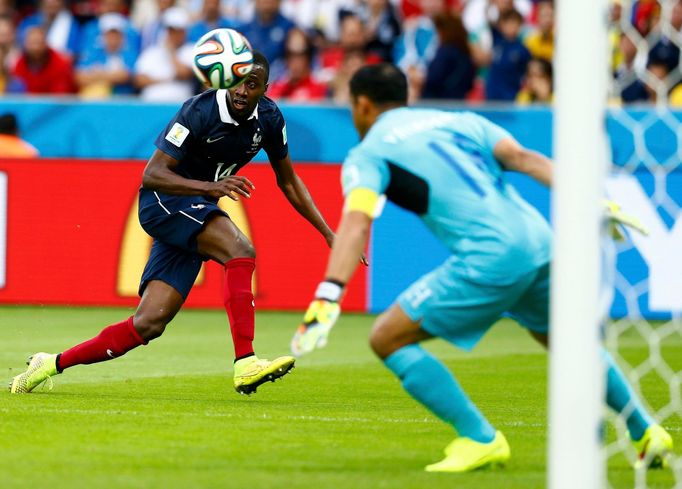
top-left (292, 63), bottom-right (674, 473)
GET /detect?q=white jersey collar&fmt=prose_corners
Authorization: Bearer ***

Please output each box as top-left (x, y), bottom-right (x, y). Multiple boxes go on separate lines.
top-left (216, 89), bottom-right (259, 126)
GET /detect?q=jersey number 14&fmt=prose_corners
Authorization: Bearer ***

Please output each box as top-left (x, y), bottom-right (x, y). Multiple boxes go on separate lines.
top-left (215, 162), bottom-right (237, 181)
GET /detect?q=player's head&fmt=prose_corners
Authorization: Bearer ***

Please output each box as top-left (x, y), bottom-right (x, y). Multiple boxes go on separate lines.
top-left (228, 50), bottom-right (270, 120)
top-left (349, 63), bottom-right (407, 139)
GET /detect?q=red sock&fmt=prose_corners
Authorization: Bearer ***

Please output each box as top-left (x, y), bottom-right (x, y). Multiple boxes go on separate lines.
top-left (223, 257), bottom-right (256, 359)
top-left (57, 317), bottom-right (147, 371)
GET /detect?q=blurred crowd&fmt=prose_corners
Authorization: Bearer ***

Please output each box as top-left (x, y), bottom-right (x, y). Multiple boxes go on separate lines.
top-left (0, 0), bottom-right (679, 104)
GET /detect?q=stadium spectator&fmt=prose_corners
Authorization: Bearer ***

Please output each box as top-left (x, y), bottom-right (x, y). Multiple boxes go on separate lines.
top-left (647, 0), bottom-right (682, 73)
top-left (75, 13), bottom-right (137, 97)
top-left (188, 0), bottom-right (237, 43)
top-left (357, 0), bottom-right (402, 62)
top-left (78, 0), bottom-right (141, 62)
top-left (138, 0), bottom-right (175, 50)
top-left (0, 47), bottom-right (24, 92)
top-left (516, 57), bottom-right (552, 104)
top-left (485, 9), bottom-right (530, 101)
top-left (328, 48), bottom-right (365, 104)
top-left (617, 33), bottom-right (648, 103)
top-left (0, 15), bottom-right (19, 69)
top-left (523, 0), bottom-right (553, 62)
top-left (0, 113), bottom-right (38, 157)
top-left (668, 81), bottom-right (682, 106)
top-left (609, 0), bottom-right (624, 73)
top-left (134, 7), bottom-right (194, 101)
top-left (17, 0), bottom-right (80, 58)
top-left (239, 0), bottom-right (295, 81)
top-left (632, 0), bottom-right (660, 36)
top-left (463, 0), bottom-right (531, 70)
top-left (462, 0), bottom-right (532, 35)
top-left (320, 13), bottom-right (381, 84)
top-left (643, 58), bottom-right (671, 104)
top-left (421, 11), bottom-right (475, 99)
top-left (268, 27), bottom-right (327, 101)
top-left (12, 25), bottom-right (75, 93)
top-left (0, 0), bottom-right (14, 18)
top-left (279, 0), bottom-right (346, 43)
top-left (393, 0), bottom-right (444, 75)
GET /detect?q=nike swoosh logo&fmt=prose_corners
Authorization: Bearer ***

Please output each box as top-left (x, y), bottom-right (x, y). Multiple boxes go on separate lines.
top-left (106, 349), bottom-right (115, 359)
top-left (207, 136), bottom-right (225, 143)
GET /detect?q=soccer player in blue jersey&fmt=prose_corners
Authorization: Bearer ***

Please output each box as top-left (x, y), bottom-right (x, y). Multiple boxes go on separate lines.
top-left (291, 64), bottom-right (673, 472)
top-left (10, 52), bottom-right (341, 396)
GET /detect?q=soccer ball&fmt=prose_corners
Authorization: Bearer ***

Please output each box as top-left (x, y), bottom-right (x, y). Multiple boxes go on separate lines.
top-left (192, 28), bottom-right (254, 90)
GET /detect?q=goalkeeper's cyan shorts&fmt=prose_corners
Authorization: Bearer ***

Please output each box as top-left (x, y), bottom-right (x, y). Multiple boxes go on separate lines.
top-left (397, 259), bottom-right (550, 351)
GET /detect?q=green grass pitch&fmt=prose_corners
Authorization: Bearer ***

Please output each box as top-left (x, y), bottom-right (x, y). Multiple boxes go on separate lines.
top-left (1, 306), bottom-right (679, 489)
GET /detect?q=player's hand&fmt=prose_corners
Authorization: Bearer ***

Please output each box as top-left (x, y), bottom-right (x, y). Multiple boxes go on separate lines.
top-left (359, 253), bottom-right (369, 266)
top-left (325, 234), bottom-right (369, 266)
top-left (205, 176), bottom-right (255, 200)
top-left (603, 199), bottom-right (649, 241)
top-left (291, 299), bottom-right (341, 357)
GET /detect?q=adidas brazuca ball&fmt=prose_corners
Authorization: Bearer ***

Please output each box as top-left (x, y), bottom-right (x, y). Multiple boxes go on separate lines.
top-left (192, 28), bottom-right (254, 90)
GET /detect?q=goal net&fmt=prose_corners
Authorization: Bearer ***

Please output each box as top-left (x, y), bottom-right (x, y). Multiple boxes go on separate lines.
top-left (604, 1), bottom-right (682, 487)
top-left (551, 0), bottom-right (681, 488)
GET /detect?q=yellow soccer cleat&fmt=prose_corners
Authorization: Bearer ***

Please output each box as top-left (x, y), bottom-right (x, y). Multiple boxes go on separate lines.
top-left (233, 355), bottom-right (295, 395)
top-left (425, 431), bottom-right (510, 473)
top-left (9, 352), bottom-right (59, 394)
top-left (632, 424), bottom-right (673, 469)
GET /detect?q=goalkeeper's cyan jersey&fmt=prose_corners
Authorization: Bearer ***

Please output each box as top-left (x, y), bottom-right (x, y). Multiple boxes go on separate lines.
top-left (341, 107), bottom-right (552, 286)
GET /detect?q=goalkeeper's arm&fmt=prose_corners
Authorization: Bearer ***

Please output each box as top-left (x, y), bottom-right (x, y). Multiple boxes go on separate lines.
top-left (493, 137), bottom-right (553, 187)
top-left (492, 137), bottom-right (648, 239)
top-left (291, 191), bottom-right (377, 356)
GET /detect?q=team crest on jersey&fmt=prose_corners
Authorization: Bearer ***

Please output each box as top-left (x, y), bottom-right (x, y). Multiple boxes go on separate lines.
top-left (249, 130), bottom-right (262, 153)
top-left (165, 122), bottom-right (190, 147)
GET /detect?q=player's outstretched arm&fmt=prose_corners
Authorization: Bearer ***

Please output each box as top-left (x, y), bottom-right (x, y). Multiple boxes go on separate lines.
top-left (291, 210), bottom-right (372, 357)
top-left (269, 154), bottom-right (336, 245)
top-left (142, 149), bottom-right (254, 199)
top-left (493, 137), bottom-right (553, 187)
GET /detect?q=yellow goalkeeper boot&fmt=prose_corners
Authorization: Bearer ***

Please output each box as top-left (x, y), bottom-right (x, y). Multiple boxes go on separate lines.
top-left (233, 355), bottom-right (295, 395)
top-left (425, 431), bottom-right (510, 473)
top-left (9, 352), bottom-right (59, 394)
top-left (632, 424), bottom-right (673, 469)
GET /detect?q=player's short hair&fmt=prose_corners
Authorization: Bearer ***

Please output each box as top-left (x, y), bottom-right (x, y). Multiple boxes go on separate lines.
top-left (0, 113), bottom-right (18, 135)
top-left (252, 50), bottom-right (270, 83)
top-left (349, 63), bottom-right (408, 106)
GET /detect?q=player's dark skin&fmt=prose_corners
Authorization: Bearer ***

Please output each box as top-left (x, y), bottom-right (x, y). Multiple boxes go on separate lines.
top-left (131, 64), bottom-right (339, 341)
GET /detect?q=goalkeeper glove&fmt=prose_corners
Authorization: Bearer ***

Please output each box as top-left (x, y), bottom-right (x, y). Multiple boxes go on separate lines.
top-left (604, 199), bottom-right (649, 241)
top-left (291, 281), bottom-right (342, 357)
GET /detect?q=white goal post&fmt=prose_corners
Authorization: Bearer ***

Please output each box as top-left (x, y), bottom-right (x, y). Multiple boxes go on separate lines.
top-left (549, 0), bottom-right (610, 487)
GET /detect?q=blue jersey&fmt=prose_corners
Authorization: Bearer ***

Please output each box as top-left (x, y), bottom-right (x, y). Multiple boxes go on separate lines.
top-left (155, 90), bottom-right (288, 184)
top-left (342, 108), bottom-right (551, 286)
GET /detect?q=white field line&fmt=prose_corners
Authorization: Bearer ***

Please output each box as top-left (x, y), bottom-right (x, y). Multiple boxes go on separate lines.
top-left (0, 406), bottom-right (547, 428)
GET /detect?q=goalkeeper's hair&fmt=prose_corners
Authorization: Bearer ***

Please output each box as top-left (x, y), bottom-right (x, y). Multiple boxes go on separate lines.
top-left (349, 63), bottom-right (408, 106)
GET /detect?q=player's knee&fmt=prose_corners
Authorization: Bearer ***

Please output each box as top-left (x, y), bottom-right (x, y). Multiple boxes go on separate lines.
top-left (132, 312), bottom-right (170, 341)
top-left (369, 317), bottom-right (395, 359)
top-left (231, 236), bottom-right (256, 259)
